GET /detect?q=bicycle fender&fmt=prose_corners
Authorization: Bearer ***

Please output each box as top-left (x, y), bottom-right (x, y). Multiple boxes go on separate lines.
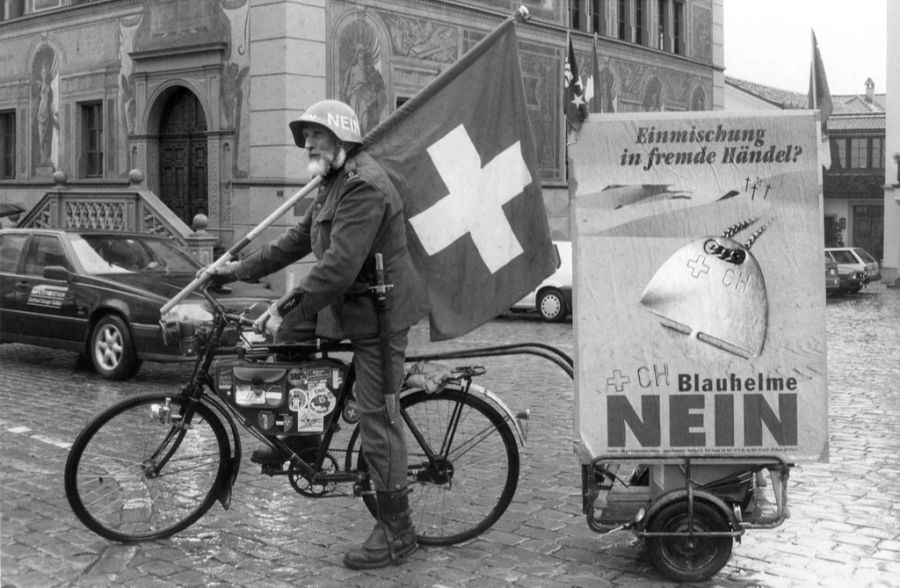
top-left (402, 380), bottom-right (527, 446)
top-left (217, 457), bottom-right (240, 510)
top-left (198, 393), bottom-right (242, 510)
top-left (640, 488), bottom-right (741, 535)
top-left (466, 383), bottom-right (528, 447)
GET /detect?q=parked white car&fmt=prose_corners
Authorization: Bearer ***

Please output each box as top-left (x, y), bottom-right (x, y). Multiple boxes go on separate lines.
top-left (825, 247), bottom-right (881, 292)
top-left (510, 241), bottom-right (572, 322)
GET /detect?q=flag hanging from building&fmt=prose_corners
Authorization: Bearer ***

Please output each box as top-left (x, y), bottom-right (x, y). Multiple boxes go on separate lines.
top-left (808, 29), bottom-right (833, 168)
top-left (808, 30), bottom-right (833, 135)
top-left (588, 34), bottom-right (602, 112)
top-left (581, 34), bottom-right (616, 115)
top-left (565, 37), bottom-right (588, 130)
top-left (364, 17), bottom-right (556, 341)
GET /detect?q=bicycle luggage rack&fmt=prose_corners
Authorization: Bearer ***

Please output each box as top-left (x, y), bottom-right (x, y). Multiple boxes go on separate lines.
top-left (407, 341), bottom-right (574, 379)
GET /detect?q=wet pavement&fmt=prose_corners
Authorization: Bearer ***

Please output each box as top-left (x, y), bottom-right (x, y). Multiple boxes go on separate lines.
top-left (1, 284), bottom-right (899, 587)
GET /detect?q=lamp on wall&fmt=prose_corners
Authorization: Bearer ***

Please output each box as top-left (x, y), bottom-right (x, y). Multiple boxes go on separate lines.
top-left (894, 153), bottom-right (900, 186)
top-left (839, 217), bottom-right (847, 230)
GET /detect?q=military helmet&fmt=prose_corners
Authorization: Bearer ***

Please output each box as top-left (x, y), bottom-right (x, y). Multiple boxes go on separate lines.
top-left (289, 100), bottom-right (363, 147)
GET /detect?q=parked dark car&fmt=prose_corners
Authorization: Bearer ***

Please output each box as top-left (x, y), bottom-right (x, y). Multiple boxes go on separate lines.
top-left (0, 228), bottom-right (274, 380)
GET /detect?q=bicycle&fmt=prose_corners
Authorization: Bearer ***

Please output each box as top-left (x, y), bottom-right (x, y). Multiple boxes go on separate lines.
top-left (63, 286), bottom-right (533, 546)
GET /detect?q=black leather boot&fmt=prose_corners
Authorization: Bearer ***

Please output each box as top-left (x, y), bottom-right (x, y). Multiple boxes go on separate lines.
top-left (343, 488), bottom-right (417, 569)
top-left (250, 435), bottom-right (320, 465)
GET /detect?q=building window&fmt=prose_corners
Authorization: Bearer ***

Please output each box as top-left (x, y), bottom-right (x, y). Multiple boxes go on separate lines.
top-left (635, 0), bottom-right (645, 45)
top-left (656, 0), bottom-right (684, 54)
top-left (658, 0), bottom-right (669, 50)
top-left (673, 1), bottom-right (684, 55)
top-left (570, 0), bottom-right (585, 30)
top-left (2, 0), bottom-right (26, 20)
top-left (849, 138), bottom-right (866, 168)
top-left (617, 0), bottom-right (628, 40)
top-left (0, 111), bottom-right (15, 179)
top-left (833, 136), bottom-right (886, 170)
top-left (81, 102), bottom-right (103, 178)
top-left (872, 137), bottom-right (885, 168)
top-left (591, 0), bottom-right (607, 35)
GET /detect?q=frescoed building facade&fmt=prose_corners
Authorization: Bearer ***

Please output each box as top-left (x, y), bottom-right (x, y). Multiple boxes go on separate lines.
top-left (0, 0), bottom-right (723, 257)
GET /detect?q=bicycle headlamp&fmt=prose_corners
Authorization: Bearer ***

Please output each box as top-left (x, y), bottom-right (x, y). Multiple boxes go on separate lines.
top-left (164, 302), bottom-right (214, 324)
top-left (159, 302), bottom-right (214, 350)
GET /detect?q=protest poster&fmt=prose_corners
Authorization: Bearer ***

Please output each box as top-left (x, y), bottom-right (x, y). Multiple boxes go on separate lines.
top-left (572, 111), bottom-right (827, 463)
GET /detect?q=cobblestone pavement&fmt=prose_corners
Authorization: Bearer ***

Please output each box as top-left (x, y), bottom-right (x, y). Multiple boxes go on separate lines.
top-left (1, 285), bottom-right (899, 587)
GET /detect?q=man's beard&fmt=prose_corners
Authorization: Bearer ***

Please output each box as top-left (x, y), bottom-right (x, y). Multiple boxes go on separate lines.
top-left (307, 146), bottom-right (346, 177)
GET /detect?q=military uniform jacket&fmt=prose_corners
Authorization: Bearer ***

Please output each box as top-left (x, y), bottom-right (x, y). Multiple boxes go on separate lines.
top-left (234, 150), bottom-right (429, 340)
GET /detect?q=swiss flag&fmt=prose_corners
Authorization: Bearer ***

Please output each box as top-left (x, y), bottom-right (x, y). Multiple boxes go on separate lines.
top-left (364, 18), bottom-right (556, 341)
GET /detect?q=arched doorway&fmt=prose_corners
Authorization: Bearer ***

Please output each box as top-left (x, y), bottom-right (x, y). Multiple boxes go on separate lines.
top-left (158, 87), bottom-right (207, 225)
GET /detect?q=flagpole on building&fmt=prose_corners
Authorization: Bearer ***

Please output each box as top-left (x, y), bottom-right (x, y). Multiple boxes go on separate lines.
top-left (810, 29), bottom-right (818, 111)
top-left (564, 28), bottom-right (569, 148)
top-left (808, 28), bottom-right (832, 170)
top-left (592, 32), bottom-right (598, 113)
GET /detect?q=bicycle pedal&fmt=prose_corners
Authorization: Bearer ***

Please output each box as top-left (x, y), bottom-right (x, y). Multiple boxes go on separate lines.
top-left (260, 462), bottom-right (286, 476)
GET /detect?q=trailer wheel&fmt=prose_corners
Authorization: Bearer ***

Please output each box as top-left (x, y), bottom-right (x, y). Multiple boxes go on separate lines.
top-left (645, 500), bottom-right (733, 582)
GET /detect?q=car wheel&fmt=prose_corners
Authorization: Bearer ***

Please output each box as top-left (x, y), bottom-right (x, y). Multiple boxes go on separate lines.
top-left (89, 314), bottom-right (140, 380)
top-left (537, 288), bottom-right (567, 322)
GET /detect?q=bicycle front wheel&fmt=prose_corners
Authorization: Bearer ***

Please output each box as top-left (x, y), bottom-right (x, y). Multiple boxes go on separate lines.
top-left (64, 393), bottom-right (230, 542)
top-left (348, 388), bottom-right (520, 546)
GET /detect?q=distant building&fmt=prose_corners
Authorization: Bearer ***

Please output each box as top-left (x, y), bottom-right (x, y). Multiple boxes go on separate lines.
top-left (885, 1), bottom-right (900, 286)
top-left (726, 76), bottom-right (894, 284)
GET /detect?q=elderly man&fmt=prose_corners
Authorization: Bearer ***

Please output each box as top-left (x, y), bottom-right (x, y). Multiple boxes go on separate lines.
top-left (206, 99), bottom-right (428, 569)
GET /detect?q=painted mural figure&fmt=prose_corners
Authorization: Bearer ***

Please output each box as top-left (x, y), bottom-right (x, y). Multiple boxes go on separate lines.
top-left (342, 47), bottom-right (385, 135)
top-left (33, 59), bottom-right (57, 165)
top-left (643, 77), bottom-right (663, 111)
top-left (598, 68), bottom-right (618, 113)
top-left (223, 62), bottom-right (249, 178)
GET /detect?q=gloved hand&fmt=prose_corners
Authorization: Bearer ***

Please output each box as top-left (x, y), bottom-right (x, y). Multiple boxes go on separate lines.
top-left (198, 261), bottom-right (240, 288)
top-left (253, 302), bottom-right (283, 340)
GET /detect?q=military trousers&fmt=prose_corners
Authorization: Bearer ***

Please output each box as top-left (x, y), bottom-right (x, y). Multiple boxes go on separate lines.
top-left (351, 329), bottom-right (410, 491)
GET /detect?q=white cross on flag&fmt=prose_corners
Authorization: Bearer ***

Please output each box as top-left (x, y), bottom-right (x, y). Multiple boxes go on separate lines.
top-left (364, 18), bottom-right (556, 341)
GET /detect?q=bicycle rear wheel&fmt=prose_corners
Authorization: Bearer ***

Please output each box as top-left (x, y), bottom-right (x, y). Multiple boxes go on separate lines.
top-left (64, 393), bottom-right (230, 542)
top-left (347, 388), bottom-right (520, 546)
